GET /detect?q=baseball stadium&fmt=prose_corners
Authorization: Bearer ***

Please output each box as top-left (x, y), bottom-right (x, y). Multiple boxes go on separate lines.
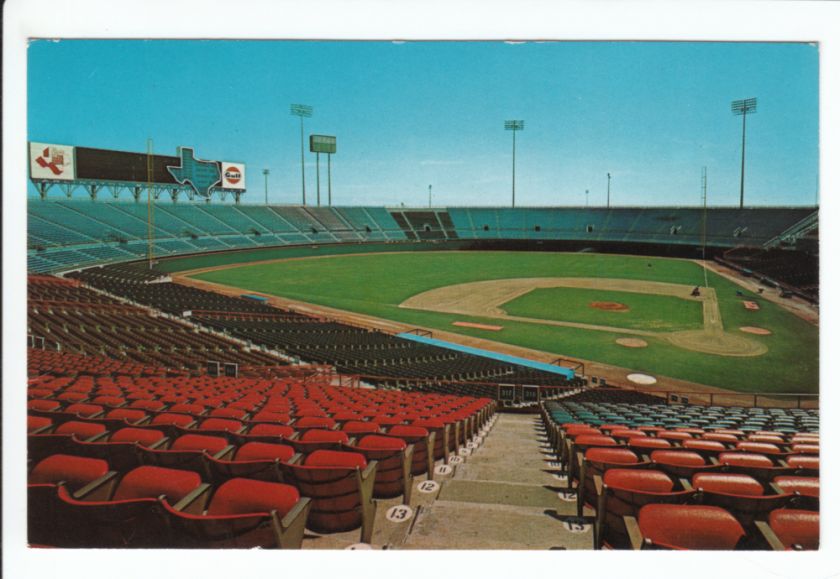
top-left (22, 40), bottom-right (820, 552)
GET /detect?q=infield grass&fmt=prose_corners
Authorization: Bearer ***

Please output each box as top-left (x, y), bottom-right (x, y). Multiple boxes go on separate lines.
top-left (188, 250), bottom-right (818, 394)
top-left (502, 287), bottom-right (704, 332)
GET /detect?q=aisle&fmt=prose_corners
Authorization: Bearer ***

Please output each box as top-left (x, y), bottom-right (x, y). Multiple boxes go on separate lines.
top-left (401, 413), bottom-right (593, 550)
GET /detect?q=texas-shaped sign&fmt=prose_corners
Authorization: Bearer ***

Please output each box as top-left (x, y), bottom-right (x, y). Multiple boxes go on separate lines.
top-left (166, 147), bottom-right (222, 197)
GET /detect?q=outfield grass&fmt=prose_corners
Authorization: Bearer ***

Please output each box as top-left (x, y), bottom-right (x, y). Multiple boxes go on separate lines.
top-left (502, 287), bottom-right (704, 332)
top-left (188, 251), bottom-right (818, 394)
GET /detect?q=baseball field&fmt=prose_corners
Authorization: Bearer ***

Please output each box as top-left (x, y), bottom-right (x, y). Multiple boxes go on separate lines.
top-left (167, 248), bottom-right (818, 395)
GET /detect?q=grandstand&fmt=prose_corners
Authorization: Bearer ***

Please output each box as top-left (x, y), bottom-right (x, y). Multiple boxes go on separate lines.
top-left (27, 201), bottom-right (817, 274)
top-left (25, 197), bottom-right (819, 550)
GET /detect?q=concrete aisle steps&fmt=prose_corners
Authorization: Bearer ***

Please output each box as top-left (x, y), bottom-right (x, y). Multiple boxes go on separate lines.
top-left (400, 413), bottom-right (593, 550)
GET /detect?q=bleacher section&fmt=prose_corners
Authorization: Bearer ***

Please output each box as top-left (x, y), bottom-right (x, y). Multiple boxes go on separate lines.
top-left (721, 247), bottom-right (819, 302)
top-left (27, 363), bottom-right (495, 548)
top-left (28, 276), bottom-right (284, 371)
top-left (68, 265), bottom-right (578, 389)
top-left (28, 200), bottom-right (816, 273)
top-left (447, 207), bottom-right (816, 247)
top-left (539, 388), bottom-right (819, 550)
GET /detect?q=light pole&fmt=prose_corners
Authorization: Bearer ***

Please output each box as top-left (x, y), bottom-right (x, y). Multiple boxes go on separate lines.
top-left (731, 97), bottom-right (757, 209)
top-left (263, 169), bottom-right (269, 205)
top-left (606, 173), bottom-right (611, 208)
top-left (428, 184), bottom-right (432, 208)
top-left (328, 153), bottom-right (332, 206)
top-left (585, 189), bottom-right (589, 208)
top-left (290, 103), bottom-right (313, 205)
top-left (504, 120), bottom-right (524, 208)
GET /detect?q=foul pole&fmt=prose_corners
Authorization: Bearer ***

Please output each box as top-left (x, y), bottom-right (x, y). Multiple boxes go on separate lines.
top-left (146, 139), bottom-right (154, 269)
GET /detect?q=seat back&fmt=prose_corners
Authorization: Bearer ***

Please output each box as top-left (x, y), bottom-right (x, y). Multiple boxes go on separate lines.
top-left (769, 509), bottom-right (819, 550)
top-left (29, 454), bottom-right (109, 491)
top-left (598, 468), bottom-right (692, 549)
top-left (387, 425), bottom-right (434, 476)
top-left (278, 450), bottom-right (371, 535)
top-left (28, 483), bottom-right (169, 548)
top-left (347, 435), bottom-right (412, 501)
top-left (637, 504), bottom-right (746, 550)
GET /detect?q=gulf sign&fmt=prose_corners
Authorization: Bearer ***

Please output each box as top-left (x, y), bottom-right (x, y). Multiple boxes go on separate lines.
top-left (29, 142), bottom-right (76, 180)
top-left (221, 162), bottom-right (246, 190)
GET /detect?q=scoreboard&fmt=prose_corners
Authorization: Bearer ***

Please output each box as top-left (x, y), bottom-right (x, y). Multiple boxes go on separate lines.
top-left (309, 134), bottom-right (337, 154)
top-left (29, 142), bottom-right (246, 198)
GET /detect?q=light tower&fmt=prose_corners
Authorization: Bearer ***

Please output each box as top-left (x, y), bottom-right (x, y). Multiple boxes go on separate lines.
top-left (290, 103), bottom-right (313, 205)
top-left (262, 169), bottom-right (270, 205)
top-left (731, 97), bottom-right (757, 209)
top-left (606, 173), bottom-right (611, 208)
top-left (504, 120), bottom-right (524, 208)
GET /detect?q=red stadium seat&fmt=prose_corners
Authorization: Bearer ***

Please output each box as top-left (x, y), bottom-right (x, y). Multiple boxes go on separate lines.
top-left (161, 478), bottom-right (310, 549)
top-left (341, 421), bottom-right (380, 435)
top-left (138, 433), bottom-right (233, 474)
top-left (649, 450), bottom-right (723, 479)
top-left (577, 447), bottom-right (645, 517)
top-left (387, 425), bottom-right (435, 477)
top-left (692, 472), bottom-right (792, 526)
top-left (626, 504), bottom-right (747, 550)
top-left (347, 434), bottom-right (413, 502)
top-left (28, 415), bottom-right (53, 434)
top-left (205, 441), bottom-right (295, 483)
top-left (279, 450), bottom-right (378, 542)
top-left (595, 468), bottom-right (694, 549)
top-left (787, 454), bottom-right (819, 476)
top-left (758, 509), bottom-right (819, 550)
top-left (28, 465), bottom-right (202, 548)
top-left (287, 429), bottom-right (349, 454)
top-left (772, 476), bottom-right (819, 510)
top-left (29, 454), bottom-right (110, 492)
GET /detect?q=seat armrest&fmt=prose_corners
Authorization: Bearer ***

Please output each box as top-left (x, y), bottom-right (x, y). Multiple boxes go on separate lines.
top-left (273, 496), bottom-right (312, 549)
top-left (84, 431), bottom-right (111, 443)
top-left (755, 520), bottom-right (785, 550)
top-left (624, 515), bottom-right (644, 550)
top-left (679, 478), bottom-right (693, 491)
top-left (147, 436), bottom-right (170, 450)
top-left (172, 482), bottom-right (212, 514)
top-left (426, 432), bottom-right (436, 479)
top-left (402, 444), bottom-right (415, 505)
top-left (212, 445), bottom-right (236, 460)
top-left (357, 461), bottom-right (379, 544)
top-left (73, 470), bottom-right (119, 501)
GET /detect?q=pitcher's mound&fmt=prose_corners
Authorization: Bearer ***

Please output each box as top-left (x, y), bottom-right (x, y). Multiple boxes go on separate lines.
top-left (740, 326), bottom-right (772, 335)
top-left (590, 301), bottom-right (629, 312)
top-left (616, 338), bottom-right (648, 348)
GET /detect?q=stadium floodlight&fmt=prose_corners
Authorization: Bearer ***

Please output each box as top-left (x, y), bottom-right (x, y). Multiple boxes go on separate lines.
top-left (504, 120), bottom-right (524, 207)
top-left (290, 104), bottom-right (313, 205)
top-left (606, 173), bottom-right (611, 208)
top-left (731, 97), bottom-right (757, 209)
top-left (263, 169), bottom-right (270, 205)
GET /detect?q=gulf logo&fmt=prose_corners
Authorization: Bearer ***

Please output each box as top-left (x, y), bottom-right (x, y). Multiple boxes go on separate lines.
top-left (224, 166), bottom-right (242, 185)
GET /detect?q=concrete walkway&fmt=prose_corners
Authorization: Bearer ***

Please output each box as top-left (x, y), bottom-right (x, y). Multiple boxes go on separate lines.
top-left (402, 413), bottom-right (593, 550)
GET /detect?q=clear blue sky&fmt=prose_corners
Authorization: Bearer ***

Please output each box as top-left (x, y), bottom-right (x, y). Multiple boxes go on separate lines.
top-left (27, 40), bottom-right (818, 207)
